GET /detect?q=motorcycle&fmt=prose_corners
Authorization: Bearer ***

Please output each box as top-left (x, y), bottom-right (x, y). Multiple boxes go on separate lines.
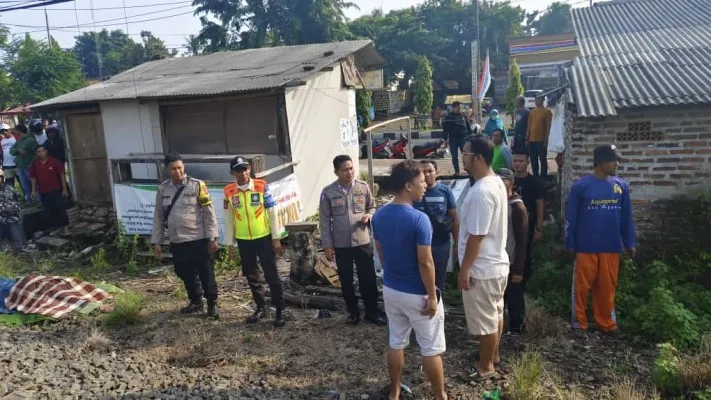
top-left (389, 134), bottom-right (409, 159)
top-left (413, 139), bottom-right (449, 159)
top-left (360, 138), bottom-right (391, 159)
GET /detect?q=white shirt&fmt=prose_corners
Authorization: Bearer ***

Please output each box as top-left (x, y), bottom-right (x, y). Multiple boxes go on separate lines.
top-left (34, 132), bottom-right (47, 145)
top-left (458, 174), bottom-right (510, 280)
top-left (1, 136), bottom-right (16, 167)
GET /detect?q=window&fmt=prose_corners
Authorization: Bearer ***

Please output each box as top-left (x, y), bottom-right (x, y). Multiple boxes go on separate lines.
top-left (616, 122), bottom-right (664, 141)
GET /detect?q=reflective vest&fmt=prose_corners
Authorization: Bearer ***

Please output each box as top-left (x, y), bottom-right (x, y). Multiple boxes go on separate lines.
top-left (224, 179), bottom-right (271, 240)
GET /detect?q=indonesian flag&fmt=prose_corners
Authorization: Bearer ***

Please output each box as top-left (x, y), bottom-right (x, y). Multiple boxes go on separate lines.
top-left (477, 50), bottom-right (491, 101)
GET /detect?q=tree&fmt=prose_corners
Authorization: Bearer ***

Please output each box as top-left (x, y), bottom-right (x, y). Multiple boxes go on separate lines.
top-left (184, 34), bottom-right (203, 56)
top-left (527, 2), bottom-right (572, 36)
top-left (356, 90), bottom-right (372, 128)
top-left (413, 56), bottom-right (433, 118)
top-left (8, 35), bottom-right (85, 103)
top-left (140, 31), bottom-right (171, 61)
top-left (504, 59), bottom-right (524, 117)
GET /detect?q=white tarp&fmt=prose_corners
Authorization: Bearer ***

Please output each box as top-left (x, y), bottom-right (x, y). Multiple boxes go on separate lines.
top-left (548, 100), bottom-right (566, 154)
top-left (114, 174), bottom-right (303, 245)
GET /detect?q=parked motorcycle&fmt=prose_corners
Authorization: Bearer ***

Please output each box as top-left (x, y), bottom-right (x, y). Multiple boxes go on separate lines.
top-left (389, 134), bottom-right (409, 159)
top-left (360, 139), bottom-right (391, 159)
top-left (413, 139), bottom-right (449, 159)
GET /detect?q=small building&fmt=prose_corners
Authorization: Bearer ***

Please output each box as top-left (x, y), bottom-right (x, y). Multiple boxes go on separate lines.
top-left (34, 40), bottom-right (384, 240)
top-left (509, 33), bottom-right (579, 91)
top-left (562, 0), bottom-right (711, 238)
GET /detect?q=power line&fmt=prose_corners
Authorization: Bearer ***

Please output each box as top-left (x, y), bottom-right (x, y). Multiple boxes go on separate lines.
top-left (3, 0), bottom-right (192, 12)
top-left (0, 0), bottom-right (73, 12)
top-left (3, 4), bottom-right (193, 29)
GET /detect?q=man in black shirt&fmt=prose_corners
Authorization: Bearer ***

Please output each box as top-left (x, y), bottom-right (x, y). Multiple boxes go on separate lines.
top-left (512, 96), bottom-right (530, 152)
top-left (442, 101), bottom-right (473, 175)
top-left (507, 148), bottom-right (546, 333)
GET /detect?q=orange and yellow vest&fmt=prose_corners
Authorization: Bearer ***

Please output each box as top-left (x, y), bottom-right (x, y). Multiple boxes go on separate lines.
top-left (224, 179), bottom-right (272, 240)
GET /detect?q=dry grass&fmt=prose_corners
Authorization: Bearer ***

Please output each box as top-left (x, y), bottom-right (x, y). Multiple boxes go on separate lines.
top-left (523, 300), bottom-right (565, 340)
top-left (610, 378), bottom-right (657, 400)
top-left (103, 291), bottom-right (146, 326)
top-left (84, 328), bottom-right (112, 352)
top-left (678, 335), bottom-right (711, 392)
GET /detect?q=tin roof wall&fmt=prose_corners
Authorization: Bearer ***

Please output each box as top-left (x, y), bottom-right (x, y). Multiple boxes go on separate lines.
top-left (568, 0), bottom-right (711, 117)
top-left (35, 40), bottom-right (383, 108)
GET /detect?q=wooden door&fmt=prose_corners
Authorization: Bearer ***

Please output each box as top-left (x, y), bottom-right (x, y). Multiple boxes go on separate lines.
top-left (66, 113), bottom-right (111, 203)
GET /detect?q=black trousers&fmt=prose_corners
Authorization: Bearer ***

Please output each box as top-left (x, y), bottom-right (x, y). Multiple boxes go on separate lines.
top-left (170, 239), bottom-right (218, 305)
top-left (40, 190), bottom-right (69, 229)
top-left (237, 235), bottom-right (284, 310)
top-left (504, 223), bottom-right (535, 332)
top-left (335, 244), bottom-right (380, 316)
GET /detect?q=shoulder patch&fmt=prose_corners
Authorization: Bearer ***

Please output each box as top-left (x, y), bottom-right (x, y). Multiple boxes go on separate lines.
top-left (198, 181), bottom-right (212, 207)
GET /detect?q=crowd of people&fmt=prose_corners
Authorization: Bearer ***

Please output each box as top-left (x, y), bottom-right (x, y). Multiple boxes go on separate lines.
top-left (151, 128), bottom-right (635, 399)
top-left (0, 118), bottom-right (70, 251)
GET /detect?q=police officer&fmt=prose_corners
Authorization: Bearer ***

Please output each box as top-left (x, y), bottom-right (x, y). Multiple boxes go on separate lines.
top-left (319, 155), bottom-right (386, 325)
top-left (223, 156), bottom-right (286, 327)
top-left (151, 153), bottom-right (220, 319)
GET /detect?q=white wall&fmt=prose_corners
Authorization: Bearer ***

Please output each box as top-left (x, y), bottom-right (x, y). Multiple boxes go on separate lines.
top-left (285, 68), bottom-right (359, 218)
top-left (100, 100), bottom-right (162, 180)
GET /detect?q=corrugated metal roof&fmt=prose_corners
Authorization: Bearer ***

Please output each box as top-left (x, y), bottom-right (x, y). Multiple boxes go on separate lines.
top-left (568, 0), bottom-right (711, 117)
top-left (35, 40), bottom-right (383, 108)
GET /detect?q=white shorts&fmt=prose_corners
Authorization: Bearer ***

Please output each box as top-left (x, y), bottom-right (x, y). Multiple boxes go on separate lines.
top-left (462, 276), bottom-right (508, 336)
top-left (383, 286), bottom-right (446, 357)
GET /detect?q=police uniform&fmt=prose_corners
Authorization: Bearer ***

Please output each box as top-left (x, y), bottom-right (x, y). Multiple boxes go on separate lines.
top-left (223, 176), bottom-right (284, 318)
top-left (319, 179), bottom-right (382, 322)
top-left (151, 176), bottom-right (219, 308)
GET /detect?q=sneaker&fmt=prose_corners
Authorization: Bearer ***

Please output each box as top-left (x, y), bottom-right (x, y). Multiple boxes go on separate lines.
top-left (246, 308), bottom-right (266, 324)
top-left (273, 308), bottom-right (286, 328)
top-left (180, 301), bottom-right (204, 314)
top-left (207, 304), bottom-right (220, 320)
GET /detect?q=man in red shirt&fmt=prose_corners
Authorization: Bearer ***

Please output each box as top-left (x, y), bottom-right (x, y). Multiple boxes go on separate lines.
top-left (29, 144), bottom-right (70, 235)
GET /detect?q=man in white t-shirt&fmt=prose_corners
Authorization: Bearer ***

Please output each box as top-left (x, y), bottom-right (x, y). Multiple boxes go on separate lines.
top-left (457, 134), bottom-right (509, 381)
top-left (0, 124), bottom-right (17, 186)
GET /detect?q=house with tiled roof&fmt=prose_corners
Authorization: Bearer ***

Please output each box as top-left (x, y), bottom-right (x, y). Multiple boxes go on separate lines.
top-left (561, 0), bottom-right (711, 237)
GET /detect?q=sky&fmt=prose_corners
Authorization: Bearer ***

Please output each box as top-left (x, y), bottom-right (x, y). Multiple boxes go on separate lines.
top-left (0, 0), bottom-right (569, 51)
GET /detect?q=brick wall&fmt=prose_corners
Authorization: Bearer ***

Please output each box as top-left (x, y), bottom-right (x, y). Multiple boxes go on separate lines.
top-left (561, 104), bottom-right (711, 238)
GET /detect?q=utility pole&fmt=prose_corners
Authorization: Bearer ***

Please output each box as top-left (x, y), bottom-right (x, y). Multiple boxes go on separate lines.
top-left (472, 0), bottom-right (481, 123)
top-left (44, 7), bottom-right (51, 46)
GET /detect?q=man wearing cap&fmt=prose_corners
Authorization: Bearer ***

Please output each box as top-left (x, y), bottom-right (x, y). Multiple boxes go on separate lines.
top-left (566, 144), bottom-right (636, 334)
top-left (223, 156), bottom-right (286, 327)
top-left (497, 168), bottom-right (529, 336)
top-left (1, 124), bottom-right (17, 187)
top-left (151, 153), bottom-right (220, 320)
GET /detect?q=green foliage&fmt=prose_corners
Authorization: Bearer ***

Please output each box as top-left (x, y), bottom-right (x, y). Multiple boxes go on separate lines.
top-left (413, 56), bottom-right (433, 117)
top-left (505, 60), bottom-right (524, 116)
top-left (103, 291), bottom-right (145, 326)
top-left (356, 90), bottom-right (372, 128)
top-left (0, 252), bottom-right (24, 278)
top-left (631, 287), bottom-right (699, 349)
top-left (90, 247), bottom-right (110, 275)
top-left (652, 344), bottom-right (682, 396)
top-left (214, 248), bottom-right (240, 275)
top-left (510, 352), bottom-right (544, 400)
top-left (525, 2), bottom-right (573, 36)
top-left (6, 35), bottom-right (85, 104)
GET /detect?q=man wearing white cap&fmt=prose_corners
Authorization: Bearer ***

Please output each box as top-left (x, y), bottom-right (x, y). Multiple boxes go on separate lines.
top-left (0, 124), bottom-right (17, 187)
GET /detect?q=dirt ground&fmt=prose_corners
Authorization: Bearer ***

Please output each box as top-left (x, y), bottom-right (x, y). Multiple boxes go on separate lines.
top-left (0, 257), bottom-right (657, 400)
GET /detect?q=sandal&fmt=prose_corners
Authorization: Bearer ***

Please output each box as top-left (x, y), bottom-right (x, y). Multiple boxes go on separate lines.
top-left (468, 369), bottom-right (498, 381)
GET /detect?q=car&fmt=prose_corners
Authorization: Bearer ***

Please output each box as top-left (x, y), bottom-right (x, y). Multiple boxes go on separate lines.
top-left (524, 90), bottom-right (546, 109)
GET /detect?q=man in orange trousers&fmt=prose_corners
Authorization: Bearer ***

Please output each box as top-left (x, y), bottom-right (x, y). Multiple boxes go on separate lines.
top-left (565, 145), bottom-right (636, 333)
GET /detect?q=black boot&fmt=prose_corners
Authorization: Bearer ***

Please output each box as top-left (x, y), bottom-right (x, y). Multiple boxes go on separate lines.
top-left (274, 308), bottom-right (286, 328)
top-left (180, 301), bottom-right (204, 314)
top-left (207, 303), bottom-right (220, 320)
top-left (246, 308), bottom-right (266, 324)
top-left (346, 312), bottom-right (361, 325)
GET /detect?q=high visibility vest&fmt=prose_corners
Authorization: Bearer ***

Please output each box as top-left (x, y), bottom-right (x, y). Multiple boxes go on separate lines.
top-left (224, 179), bottom-right (271, 241)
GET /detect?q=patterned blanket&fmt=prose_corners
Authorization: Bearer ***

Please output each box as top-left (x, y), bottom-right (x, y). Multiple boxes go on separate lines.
top-left (4, 275), bottom-right (110, 319)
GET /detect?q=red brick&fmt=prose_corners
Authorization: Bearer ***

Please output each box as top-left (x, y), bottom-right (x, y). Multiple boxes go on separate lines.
top-left (621, 150), bottom-right (643, 156)
top-left (652, 166), bottom-right (676, 171)
top-left (644, 174), bottom-right (666, 179)
top-left (695, 172), bottom-right (711, 178)
top-left (624, 173), bottom-right (641, 178)
top-left (669, 134), bottom-right (698, 139)
top-left (671, 174), bottom-right (693, 179)
top-left (645, 149), bottom-right (668, 155)
top-left (630, 158), bottom-right (654, 163)
top-left (677, 165), bottom-right (697, 171)
top-left (653, 181), bottom-right (677, 186)
top-left (684, 141), bottom-right (708, 147)
top-left (696, 149), bottom-right (711, 155)
top-left (699, 133), bottom-right (711, 139)
top-left (670, 149), bottom-right (695, 155)
top-left (656, 157), bottom-right (682, 163)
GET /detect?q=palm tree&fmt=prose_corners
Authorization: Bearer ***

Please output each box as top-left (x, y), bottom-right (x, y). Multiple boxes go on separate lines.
top-left (184, 34), bottom-right (202, 56)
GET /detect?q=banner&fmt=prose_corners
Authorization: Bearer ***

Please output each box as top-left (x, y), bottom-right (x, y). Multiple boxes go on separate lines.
top-left (114, 174), bottom-right (302, 245)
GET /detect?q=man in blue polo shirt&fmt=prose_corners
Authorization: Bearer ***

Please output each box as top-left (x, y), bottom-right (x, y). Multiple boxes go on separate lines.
top-left (372, 160), bottom-right (447, 400)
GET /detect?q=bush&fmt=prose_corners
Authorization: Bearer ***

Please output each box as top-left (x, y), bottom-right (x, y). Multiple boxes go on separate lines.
top-left (652, 343), bottom-right (682, 396)
top-left (652, 338), bottom-right (711, 398)
top-left (103, 291), bottom-right (145, 326)
top-left (510, 352), bottom-right (544, 400)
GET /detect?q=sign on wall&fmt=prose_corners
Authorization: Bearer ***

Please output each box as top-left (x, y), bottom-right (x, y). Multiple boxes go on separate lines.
top-left (340, 117), bottom-right (358, 148)
top-left (114, 174), bottom-right (303, 245)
